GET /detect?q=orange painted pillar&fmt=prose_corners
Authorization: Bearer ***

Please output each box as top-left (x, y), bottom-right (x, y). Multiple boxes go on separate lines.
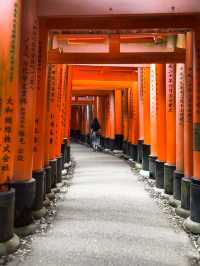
top-left (142, 67), bottom-right (151, 170)
top-left (65, 66), bottom-right (72, 143)
top-left (0, 1), bottom-right (20, 190)
top-left (122, 89), bottom-right (129, 154)
top-left (155, 64), bottom-right (166, 188)
top-left (137, 67), bottom-right (144, 163)
top-left (33, 19), bottom-right (48, 172)
top-left (130, 82), bottom-right (139, 160)
top-left (172, 34), bottom-right (185, 205)
top-left (149, 64), bottom-right (158, 177)
top-left (184, 30), bottom-right (200, 231)
top-left (114, 89), bottom-right (123, 150)
top-left (0, 0), bottom-right (21, 246)
top-left (173, 63), bottom-right (185, 202)
top-left (127, 88), bottom-right (132, 155)
top-left (164, 63), bottom-right (176, 195)
top-left (14, 0), bottom-right (44, 227)
top-left (176, 32), bottom-right (193, 217)
top-left (109, 93), bottom-right (115, 149)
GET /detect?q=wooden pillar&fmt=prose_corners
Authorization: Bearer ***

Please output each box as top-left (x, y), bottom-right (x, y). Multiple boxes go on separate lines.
top-left (33, 19), bottom-right (48, 172)
top-left (155, 64), bottom-right (166, 188)
top-left (184, 30), bottom-right (200, 232)
top-left (164, 63), bottom-right (176, 195)
top-left (137, 67), bottom-right (144, 163)
top-left (142, 67), bottom-right (151, 170)
top-left (12, 0), bottom-right (45, 228)
top-left (171, 34), bottom-right (185, 205)
top-left (130, 82), bottom-right (139, 161)
top-left (0, 1), bottom-right (21, 189)
top-left (114, 89), bottom-right (123, 150)
top-left (122, 89), bottom-right (129, 154)
top-left (0, 0), bottom-right (21, 247)
top-left (149, 64), bottom-right (158, 178)
top-left (176, 32), bottom-right (193, 218)
top-left (65, 66), bottom-right (72, 143)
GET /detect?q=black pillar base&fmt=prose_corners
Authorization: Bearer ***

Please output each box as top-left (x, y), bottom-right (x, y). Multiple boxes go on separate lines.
top-left (49, 159), bottom-right (57, 188)
top-left (104, 138), bottom-right (110, 149)
top-left (100, 136), bottom-right (105, 148)
top-left (142, 144), bottom-right (151, 171)
top-left (164, 163), bottom-right (176, 195)
top-left (114, 134), bottom-right (123, 150)
top-left (130, 144), bottom-right (138, 161)
top-left (45, 165), bottom-right (52, 194)
top-left (155, 160), bottom-right (165, 189)
top-left (0, 189), bottom-right (15, 242)
top-left (10, 179), bottom-right (36, 230)
top-left (32, 169), bottom-right (46, 219)
top-left (149, 155), bottom-right (157, 179)
top-left (173, 170), bottom-right (183, 200)
top-left (137, 139), bottom-right (144, 163)
top-left (190, 178), bottom-right (200, 222)
top-left (127, 142), bottom-right (132, 156)
top-left (66, 145), bottom-right (71, 163)
top-left (122, 140), bottom-right (128, 155)
top-left (109, 139), bottom-right (115, 150)
top-left (175, 178), bottom-right (191, 218)
top-left (184, 178), bottom-right (200, 234)
top-left (56, 156), bottom-right (63, 183)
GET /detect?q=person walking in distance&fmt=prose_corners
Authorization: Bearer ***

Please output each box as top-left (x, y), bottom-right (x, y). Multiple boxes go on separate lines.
top-left (90, 118), bottom-right (101, 151)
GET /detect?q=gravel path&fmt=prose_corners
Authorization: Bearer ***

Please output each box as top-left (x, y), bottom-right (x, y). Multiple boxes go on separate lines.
top-left (7, 144), bottom-right (198, 266)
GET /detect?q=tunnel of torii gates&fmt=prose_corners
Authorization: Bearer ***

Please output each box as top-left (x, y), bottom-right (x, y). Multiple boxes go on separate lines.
top-left (1, 0), bottom-right (200, 256)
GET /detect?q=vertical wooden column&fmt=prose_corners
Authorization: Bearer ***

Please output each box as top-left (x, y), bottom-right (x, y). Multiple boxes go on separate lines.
top-left (13, 0), bottom-right (45, 227)
top-left (122, 89), bottom-right (129, 154)
top-left (127, 88), bottom-right (132, 155)
top-left (184, 30), bottom-right (200, 232)
top-left (109, 93), bottom-right (115, 149)
top-left (142, 67), bottom-right (151, 170)
top-left (33, 19), bottom-right (48, 172)
top-left (137, 67), bottom-right (144, 163)
top-left (172, 63), bottom-right (184, 203)
top-left (130, 82), bottom-right (139, 161)
top-left (155, 64), bottom-right (166, 188)
top-left (114, 89), bottom-right (123, 150)
top-left (0, 0), bottom-right (21, 247)
top-left (65, 66), bottom-right (72, 143)
top-left (164, 64), bottom-right (176, 195)
top-left (176, 33), bottom-right (193, 218)
top-left (149, 64), bottom-right (158, 178)
top-left (171, 34), bottom-right (185, 206)
top-left (0, 1), bottom-right (21, 189)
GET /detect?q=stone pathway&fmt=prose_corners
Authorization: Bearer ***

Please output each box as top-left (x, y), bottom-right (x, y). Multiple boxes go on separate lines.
top-left (8, 144), bottom-right (198, 266)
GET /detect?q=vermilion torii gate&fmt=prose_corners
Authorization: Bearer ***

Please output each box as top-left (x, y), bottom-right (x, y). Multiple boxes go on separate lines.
top-left (1, 2), bottom-right (200, 255)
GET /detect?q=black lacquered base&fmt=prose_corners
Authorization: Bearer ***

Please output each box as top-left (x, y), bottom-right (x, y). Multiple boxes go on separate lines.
top-left (10, 179), bottom-right (36, 229)
top-left (184, 178), bottom-right (200, 234)
top-left (137, 139), bottom-right (144, 163)
top-left (49, 159), bottom-right (57, 188)
top-left (56, 156), bottom-right (63, 183)
top-left (0, 189), bottom-right (15, 242)
top-left (164, 163), bottom-right (176, 195)
top-left (155, 160), bottom-right (165, 189)
top-left (130, 144), bottom-right (138, 161)
top-left (142, 144), bottom-right (151, 171)
top-left (149, 155), bottom-right (157, 179)
top-left (173, 170), bottom-right (183, 200)
top-left (32, 170), bottom-right (45, 215)
top-left (114, 134), bottom-right (123, 150)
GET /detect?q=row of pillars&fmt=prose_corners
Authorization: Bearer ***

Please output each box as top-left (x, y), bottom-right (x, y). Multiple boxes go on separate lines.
top-left (0, 1), bottom-right (72, 254)
top-left (71, 32), bottom-right (200, 234)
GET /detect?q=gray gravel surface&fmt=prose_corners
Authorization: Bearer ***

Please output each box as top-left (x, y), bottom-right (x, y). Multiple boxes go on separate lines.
top-left (7, 144), bottom-right (199, 266)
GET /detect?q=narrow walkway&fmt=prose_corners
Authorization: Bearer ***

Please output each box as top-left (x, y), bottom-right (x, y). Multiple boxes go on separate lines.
top-left (11, 144), bottom-right (196, 266)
